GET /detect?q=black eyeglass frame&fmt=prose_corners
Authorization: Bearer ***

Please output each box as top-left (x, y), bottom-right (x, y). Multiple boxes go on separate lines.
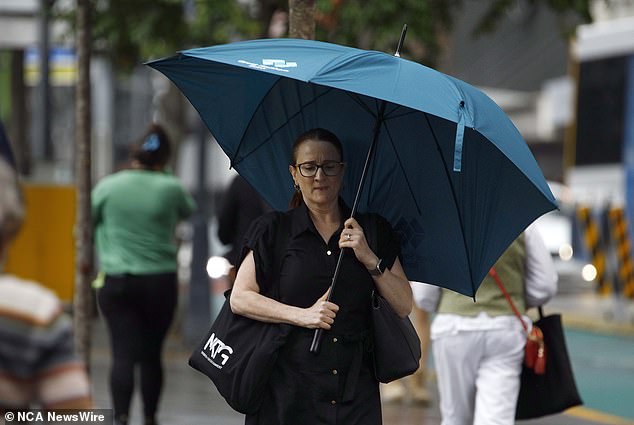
top-left (294, 161), bottom-right (345, 177)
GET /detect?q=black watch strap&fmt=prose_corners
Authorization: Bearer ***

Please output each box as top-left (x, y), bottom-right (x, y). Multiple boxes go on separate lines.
top-left (368, 258), bottom-right (385, 276)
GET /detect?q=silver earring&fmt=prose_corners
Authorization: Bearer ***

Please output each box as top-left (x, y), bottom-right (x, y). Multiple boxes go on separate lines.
top-left (294, 183), bottom-right (300, 192)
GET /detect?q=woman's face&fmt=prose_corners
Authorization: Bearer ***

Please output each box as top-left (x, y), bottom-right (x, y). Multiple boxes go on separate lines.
top-left (289, 139), bottom-right (344, 209)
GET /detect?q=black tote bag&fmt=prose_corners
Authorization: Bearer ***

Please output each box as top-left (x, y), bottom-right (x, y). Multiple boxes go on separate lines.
top-left (188, 213), bottom-right (291, 414)
top-left (515, 308), bottom-right (583, 419)
top-left (371, 290), bottom-right (422, 383)
top-left (188, 290), bottom-right (291, 414)
top-left (361, 213), bottom-right (422, 383)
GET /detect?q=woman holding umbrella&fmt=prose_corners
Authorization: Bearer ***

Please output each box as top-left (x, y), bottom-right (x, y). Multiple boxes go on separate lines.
top-left (230, 128), bottom-right (413, 424)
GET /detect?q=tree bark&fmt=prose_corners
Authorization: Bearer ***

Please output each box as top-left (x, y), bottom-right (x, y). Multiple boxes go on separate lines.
top-left (74, 0), bottom-right (93, 371)
top-left (288, 0), bottom-right (315, 40)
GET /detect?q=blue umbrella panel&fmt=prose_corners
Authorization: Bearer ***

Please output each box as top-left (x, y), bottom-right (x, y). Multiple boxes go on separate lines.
top-left (148, 38), bottom-right (557, 298)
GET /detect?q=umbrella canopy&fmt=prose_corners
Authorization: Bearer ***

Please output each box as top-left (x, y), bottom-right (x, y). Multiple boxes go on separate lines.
top-left (148, 38), bottom-right (556, 297)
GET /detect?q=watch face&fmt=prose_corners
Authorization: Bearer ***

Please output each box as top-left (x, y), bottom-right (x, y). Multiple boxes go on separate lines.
top-left (377, 258), bottom-right (386, 273)
top-left (369, 259), bottom-right (384, 276)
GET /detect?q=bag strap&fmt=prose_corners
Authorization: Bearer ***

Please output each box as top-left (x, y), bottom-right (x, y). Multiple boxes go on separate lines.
top-left (488, 267), bottom-right (528, 333)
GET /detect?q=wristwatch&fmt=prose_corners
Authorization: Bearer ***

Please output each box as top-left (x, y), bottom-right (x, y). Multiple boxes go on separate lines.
top-left (368, 258), bottom-right (386, 276)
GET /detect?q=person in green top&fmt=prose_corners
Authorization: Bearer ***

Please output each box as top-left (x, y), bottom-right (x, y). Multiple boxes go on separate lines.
top-left (92, 123), bottom-right (196, 425)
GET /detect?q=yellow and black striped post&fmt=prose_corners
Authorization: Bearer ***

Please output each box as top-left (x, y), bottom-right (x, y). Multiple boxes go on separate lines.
top-left (577, 206), bottom-right (612, 295)
top-left (608, 207), bottom-right (634, 299)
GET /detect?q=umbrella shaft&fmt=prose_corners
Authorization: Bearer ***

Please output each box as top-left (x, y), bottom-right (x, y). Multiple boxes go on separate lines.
top-left (311, 104), bottom-right (386, 354)
top-left (350, 102), bottom-right (386, 216)
top-left (395, 24), bottom-right (408, 57)
top-left (309, 248), bottom-right (346, 354)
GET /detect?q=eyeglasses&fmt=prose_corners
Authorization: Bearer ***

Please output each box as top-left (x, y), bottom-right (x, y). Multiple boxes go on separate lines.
top-left (294, 161), bottom-right (345, 177)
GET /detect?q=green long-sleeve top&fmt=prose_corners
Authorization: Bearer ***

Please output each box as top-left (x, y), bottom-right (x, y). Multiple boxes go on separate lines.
top-left (92, 169), bottom-right (196, 275)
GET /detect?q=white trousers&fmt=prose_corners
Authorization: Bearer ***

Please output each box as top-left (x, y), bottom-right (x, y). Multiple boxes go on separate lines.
top-left (432, 327), bottom-right (525, 425)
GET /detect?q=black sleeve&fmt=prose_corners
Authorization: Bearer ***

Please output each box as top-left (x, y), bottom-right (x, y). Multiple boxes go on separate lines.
top-left (217, 179), bottom-right (239, 245)
top-left (375, 214), bottom-right (401, 270)
top-left (236, 211), bottom-right (283, 295)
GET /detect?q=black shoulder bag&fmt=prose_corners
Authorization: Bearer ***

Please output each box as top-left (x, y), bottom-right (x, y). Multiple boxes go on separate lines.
top-left (489, 268), bottom-right (582, 419)
top-left (362, 214), bottom-right (422, 383)
top-left (188, 214), bottom-right (291, 414)
top-left (515, 307), bottom-right (583, 419)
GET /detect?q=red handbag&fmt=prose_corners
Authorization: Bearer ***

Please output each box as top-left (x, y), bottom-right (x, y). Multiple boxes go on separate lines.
top-left (489, 268), bottom-right (546, 375)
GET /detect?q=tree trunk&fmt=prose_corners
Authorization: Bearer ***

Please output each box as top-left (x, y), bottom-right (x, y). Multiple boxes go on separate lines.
top-left (288, 0), bottom-right (315, 39)
top-left (74, 0), bottom-right (93, 370)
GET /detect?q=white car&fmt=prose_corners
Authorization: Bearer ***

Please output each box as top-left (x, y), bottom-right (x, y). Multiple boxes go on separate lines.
top-left (533, 182), bottom-right (596, 293)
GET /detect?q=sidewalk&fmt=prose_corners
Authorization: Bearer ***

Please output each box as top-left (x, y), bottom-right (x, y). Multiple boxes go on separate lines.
top-left (91, 318), bottom-right (244, 425)
top-left (546, 291), bottom-right (634, 337)
top-left (89, 287), bottom-right (634, 425)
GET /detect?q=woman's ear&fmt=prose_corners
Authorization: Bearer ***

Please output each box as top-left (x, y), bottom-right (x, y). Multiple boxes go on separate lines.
top-left (289, 164), bottom-right (296, 181)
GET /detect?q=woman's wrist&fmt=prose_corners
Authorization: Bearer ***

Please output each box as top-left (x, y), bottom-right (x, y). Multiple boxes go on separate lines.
top-left (362, 255), bottom-right (375, 270)
top-left (365, 256), bottom-right (381, 272)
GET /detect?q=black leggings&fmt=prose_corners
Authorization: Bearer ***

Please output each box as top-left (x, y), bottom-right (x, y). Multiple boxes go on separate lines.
top-left (98, 273), bottom-right (177, 421)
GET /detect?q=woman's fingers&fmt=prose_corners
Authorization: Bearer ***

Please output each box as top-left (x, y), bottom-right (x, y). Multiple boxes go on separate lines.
top-left (318, 301), bottom-right (339, 328)
top-left (344, 217), bottom-right (361, 231)
top-left (303, 293), bottom-right (339, 329)
top-left (339, 218), bottom-right (376, 268)
top-left (321, 304), bottom-right (337, 318)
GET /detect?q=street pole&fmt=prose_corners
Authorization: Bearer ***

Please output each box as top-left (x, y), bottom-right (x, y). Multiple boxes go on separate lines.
top-left (10, 50), bottom-right (30, 175)
top-left (39, 0), bottom-right (52, 160)
top-left (186, 120), bottom-right (210, 345)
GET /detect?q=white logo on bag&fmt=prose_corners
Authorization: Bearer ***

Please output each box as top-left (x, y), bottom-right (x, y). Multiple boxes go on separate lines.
top-left (237, 58), bottom-right (297, 72)
top-left (202, 333), bottom-right (233, 369)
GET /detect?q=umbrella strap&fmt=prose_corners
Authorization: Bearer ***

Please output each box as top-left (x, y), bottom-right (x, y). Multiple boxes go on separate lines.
top-left (453, 105), bottom-right (466, 172)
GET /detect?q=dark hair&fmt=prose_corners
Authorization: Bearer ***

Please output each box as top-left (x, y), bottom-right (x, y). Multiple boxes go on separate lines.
top-left (289, 128), bottom-right (343, 209)
top-left (130, 123), bottom-right (171, 169)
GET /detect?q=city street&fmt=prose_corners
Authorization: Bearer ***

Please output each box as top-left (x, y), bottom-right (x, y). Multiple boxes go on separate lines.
top-left (89, 289), bottom-right (634, 425)
top-left (1, 2), bottom-right (634, 425)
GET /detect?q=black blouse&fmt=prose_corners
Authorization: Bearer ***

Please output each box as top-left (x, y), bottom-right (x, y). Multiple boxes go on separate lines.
top-left (242, 200), bottom-right (400, 334)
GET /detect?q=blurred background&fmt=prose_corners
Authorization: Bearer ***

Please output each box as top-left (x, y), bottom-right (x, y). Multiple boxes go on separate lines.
top-left (1, 0), bottom-right (634, 423)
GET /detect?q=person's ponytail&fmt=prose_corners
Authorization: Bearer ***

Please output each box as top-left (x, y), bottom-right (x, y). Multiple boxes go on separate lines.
top-left (289, 188), bottom-right (303, 209)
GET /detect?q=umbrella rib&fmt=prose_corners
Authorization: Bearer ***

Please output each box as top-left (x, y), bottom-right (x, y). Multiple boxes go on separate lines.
top-left (232, 84), bottom-right (336, 166)
top-left (423, 113), bottom-right (476, 296)
top-left (385, 109), bottom-right (418, 121)
top-left (345, 92), bottom-right (377, 119)
top-left (384, 103), bottom-right (403, 119)
top-left (382, 122), bottom-right (422, 216)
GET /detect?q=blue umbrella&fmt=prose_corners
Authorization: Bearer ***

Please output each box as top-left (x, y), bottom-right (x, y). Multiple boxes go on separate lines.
top-left (148, 37), bottom-right (556, 299)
